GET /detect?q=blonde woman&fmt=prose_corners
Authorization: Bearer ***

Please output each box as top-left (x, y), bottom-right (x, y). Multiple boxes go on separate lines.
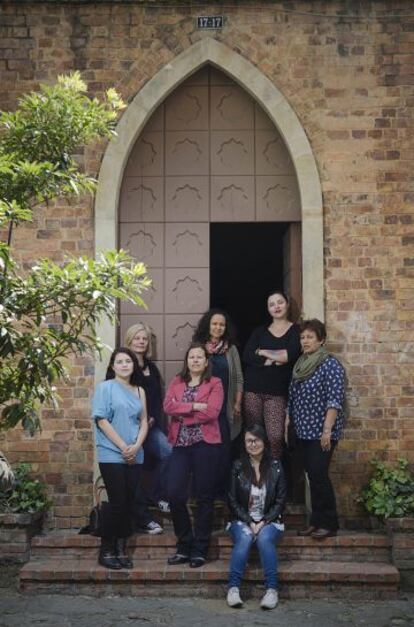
top-left (124, 323), bottom-right (172, 514)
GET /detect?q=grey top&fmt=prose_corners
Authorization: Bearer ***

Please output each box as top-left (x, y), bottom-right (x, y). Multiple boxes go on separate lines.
top-left (226, 344), bottom-right (244, 440)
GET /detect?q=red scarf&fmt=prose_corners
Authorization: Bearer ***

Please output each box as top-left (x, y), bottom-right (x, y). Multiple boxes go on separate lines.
top-left (205, 339), bottom-right (229, 355)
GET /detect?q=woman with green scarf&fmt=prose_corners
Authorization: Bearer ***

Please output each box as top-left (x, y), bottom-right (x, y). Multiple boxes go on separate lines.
top-left (285, 319), bottom-right (345, 540)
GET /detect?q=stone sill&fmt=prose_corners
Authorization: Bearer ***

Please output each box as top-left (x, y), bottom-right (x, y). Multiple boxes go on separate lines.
top-left (0, 512), bottom-right (44, 527)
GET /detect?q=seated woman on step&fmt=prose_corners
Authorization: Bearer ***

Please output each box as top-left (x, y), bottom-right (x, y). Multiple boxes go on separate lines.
top-left (286, 319), bottom-right (345, 540)
top-left (226, 424), bottom-right (286, 610)
top-left (164, 343), bottom-right (224, 568)
top-left (91, 347), bottom-right (148, 570)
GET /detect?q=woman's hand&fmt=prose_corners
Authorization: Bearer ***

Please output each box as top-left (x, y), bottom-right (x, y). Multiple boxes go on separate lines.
top-left (320, 432), bottom-right (332, 452)
top-left (193, 402), bottom-right (208, 411)
top-left (233, 400), bottom-right (241, 417)
top-left (122, 444), bottom-right (139, 464)
top-left (148, 416), bottom-right (155, 429)
top-left (250, 521), bottom-right (265, 535)
top-left (284, 417), bottom-right (290, 446)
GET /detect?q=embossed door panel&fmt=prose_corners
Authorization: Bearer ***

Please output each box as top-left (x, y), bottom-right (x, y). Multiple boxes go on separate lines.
top-left (256, 176), bottom-right (301, 221)
top-left (165, 314), bottom-right (201, 361)
top-left (165, 86), bottom-right (209, 131)
top-left (165, 131), bottom-right (209, 176)
top-left (165, 176), bottom-right (209, 222)
top-left (211, 131), bottom-right (254, 176)
top-left (165, 224), bottom-right (209, 268)
top-left (211, 85), bottom-right (254, 130)
top-left (211, 176), bottom-right (255, 222)
top-left (120, 223), bottom-right (164, 267)
top-left (120, 177), bottom-right (164, 223)
top-left (118, 66), bottom-right (301, 384)
top-left (124, 132), bottom-right (163, 177)
top-left (165, 269), bottom-right (209, 314)
top-left (256, 131), bottom-right (295, 176)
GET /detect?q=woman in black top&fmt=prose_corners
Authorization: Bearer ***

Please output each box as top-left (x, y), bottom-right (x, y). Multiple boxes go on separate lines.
top-left (125, 323), bottom-right (172, 518)
top-left (243, 291), bottom-right (301, 459)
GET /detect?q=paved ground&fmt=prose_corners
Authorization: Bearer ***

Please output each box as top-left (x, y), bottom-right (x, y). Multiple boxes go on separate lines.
top-left (0, 591), bottom-right (413, 627)
top-left (1, 567), bottom-right (413, 627)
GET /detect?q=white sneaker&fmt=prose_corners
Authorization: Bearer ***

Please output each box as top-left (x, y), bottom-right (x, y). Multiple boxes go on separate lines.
top-left (142, 520), bottom-right (163, 535)
top-left (158, 500), bottom-right (170, 513)
top-left (260, 588), bottom-right (278, 609)
top-left (227, 586), bottom-right (243, 608)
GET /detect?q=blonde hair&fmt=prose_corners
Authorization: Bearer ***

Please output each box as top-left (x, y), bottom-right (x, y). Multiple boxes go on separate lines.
top-left (124, 322), bottom-right (155, 359)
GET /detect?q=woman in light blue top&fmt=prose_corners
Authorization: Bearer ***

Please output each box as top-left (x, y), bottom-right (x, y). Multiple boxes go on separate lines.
top-left (92, 347), bottom-right (148, 570)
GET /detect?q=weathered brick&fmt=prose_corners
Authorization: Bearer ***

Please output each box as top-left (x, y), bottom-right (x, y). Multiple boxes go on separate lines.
top-left (0, 0), bottom-right (412, 530)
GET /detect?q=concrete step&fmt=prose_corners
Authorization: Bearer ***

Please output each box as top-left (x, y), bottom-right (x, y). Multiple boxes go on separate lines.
top-left (19, 557), bottom-right (399, 599)
top-left (30, 530), bottom-right (392, 563)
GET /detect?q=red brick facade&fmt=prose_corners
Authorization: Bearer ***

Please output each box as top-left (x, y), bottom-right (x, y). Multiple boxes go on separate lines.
top-left (1, 0), bottom-right (413, 528)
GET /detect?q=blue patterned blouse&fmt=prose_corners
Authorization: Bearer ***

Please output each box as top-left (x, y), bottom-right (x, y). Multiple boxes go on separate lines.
top-left (288, 356), bottom-right (345, 441)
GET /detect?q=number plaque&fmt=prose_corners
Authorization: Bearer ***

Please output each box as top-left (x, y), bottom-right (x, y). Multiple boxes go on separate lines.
top-left (197, 16), bottom-right (224, 29)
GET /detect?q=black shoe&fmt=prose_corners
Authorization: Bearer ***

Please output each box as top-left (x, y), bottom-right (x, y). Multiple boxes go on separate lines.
top-left (99, 540), bottom-right (122, 570)
top-left (167, 553), bottom-right (190, 565)
top-left (189, 557), bottom-right (205, 568)
top-left (115, 538), bottom-right (133, 569)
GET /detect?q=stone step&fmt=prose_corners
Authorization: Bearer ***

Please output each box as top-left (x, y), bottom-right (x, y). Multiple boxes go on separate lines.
top-left (19, 557), bottom-right (399, 599)
top-left (150, 502), bottom-right (307, 531)
top-left (30, 530), bottom-right (392, 563)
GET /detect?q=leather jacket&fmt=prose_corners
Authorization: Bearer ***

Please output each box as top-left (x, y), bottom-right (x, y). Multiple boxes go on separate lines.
top-left (228, 459), bottom-right (287, 524)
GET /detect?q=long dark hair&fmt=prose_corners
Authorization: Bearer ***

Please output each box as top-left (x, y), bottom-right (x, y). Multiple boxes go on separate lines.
top-left (240, 424), bottom-right (272, 487)
top-left (193, 308), bottom-right (237, 346)
top-left (105, 347), bottom-right (143, 387)
top-left (179, 343), bottom-right (212, 384)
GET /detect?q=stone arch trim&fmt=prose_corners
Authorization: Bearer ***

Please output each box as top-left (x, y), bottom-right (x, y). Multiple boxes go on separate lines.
top-left (95, 37), bottom-right (323, 367)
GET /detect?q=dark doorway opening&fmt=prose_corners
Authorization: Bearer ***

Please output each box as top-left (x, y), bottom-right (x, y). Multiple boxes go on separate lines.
top-left (210, 222), bottom-right (289, 350)
top-left (210, 221), bottom-right (304, 504)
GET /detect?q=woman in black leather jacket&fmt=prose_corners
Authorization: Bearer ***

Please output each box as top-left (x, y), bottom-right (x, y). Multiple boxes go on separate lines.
top-left (226, 424), bottom-right (286, 610)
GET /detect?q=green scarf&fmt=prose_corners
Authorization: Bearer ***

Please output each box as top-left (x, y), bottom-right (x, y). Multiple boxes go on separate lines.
top-left (292, 346), bottom-right (330, 382)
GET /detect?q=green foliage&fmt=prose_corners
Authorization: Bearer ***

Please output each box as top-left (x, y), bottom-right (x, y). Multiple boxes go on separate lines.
top-left (0, 72), bottom-right (125, 229)
top-left (358, 458), bottom-right (414, 520)
top-left (0, 463), bottom-right (51, 514)
top-left (0, 73), bottom-right (150, 433)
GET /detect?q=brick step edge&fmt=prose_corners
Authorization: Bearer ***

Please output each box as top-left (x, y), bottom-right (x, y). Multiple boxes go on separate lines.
top-left (31, 531), bottom-right (392, 549)
top-left (20, 558), bottom-right (399, 586)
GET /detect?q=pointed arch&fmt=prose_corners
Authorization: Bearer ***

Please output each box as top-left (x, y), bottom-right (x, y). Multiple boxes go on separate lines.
top-left (95, 38), bottom-right (323, 360)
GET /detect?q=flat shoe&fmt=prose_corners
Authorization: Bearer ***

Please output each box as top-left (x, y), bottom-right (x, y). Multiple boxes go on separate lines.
top-left (311, 528), bottom-right (337, 539)
top-left (189, 557), bottom-right (205, 568)
top-left (167, 553), bottom-right (190, 565)
top-left (297, 526), bottom-right (316, 536)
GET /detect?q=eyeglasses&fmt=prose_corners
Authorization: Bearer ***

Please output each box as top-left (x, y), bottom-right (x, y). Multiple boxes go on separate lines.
top-left (245, 439), bottom-right (261, 446)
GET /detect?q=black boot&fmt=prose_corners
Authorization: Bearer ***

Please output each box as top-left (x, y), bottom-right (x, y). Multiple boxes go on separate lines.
top-left (98, 538), bottom-right (122, 570)
top-left (115, 537), bottom-right (133, 569)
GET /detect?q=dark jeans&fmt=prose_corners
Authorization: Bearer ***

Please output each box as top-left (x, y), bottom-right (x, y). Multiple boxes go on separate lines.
top-left (299, 439), bottom-right (338, 531)
top-left (166, 441), bottom-right (220, 559)
top-left (215, 413), bottom-right (231, 500)
top-left (143, 426), bottom-right (172, 503)
top-left (99, 462), bottom-right (141, 540)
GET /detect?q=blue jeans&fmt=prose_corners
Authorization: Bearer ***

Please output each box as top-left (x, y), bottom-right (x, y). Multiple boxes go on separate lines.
top-left (228, 521), bottom-right (283, 589)
top-left (143, 427), bottom-right (172, 502)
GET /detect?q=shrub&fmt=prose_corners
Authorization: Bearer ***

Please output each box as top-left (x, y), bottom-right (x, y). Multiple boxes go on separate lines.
top-left (0, 463), bottom-right (51, 514)
top-left (358, 458), bottom-right (414, 520)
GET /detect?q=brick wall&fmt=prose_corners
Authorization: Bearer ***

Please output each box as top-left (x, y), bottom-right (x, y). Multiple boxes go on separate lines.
top-left (0, 0), bottom-right (413, 528)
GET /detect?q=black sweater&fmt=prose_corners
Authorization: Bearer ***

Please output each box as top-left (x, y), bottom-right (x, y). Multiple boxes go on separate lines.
top-left (243, 324), bottom-right (301, 397)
